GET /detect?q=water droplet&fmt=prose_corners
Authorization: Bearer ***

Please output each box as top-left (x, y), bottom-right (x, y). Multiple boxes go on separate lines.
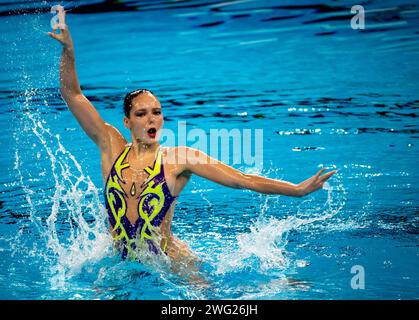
top-left (296, 260), bottom-right (309, 268)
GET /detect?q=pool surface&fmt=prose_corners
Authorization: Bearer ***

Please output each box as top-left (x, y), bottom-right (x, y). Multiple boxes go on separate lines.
top-left (0, 0), bottom-right (418, 299)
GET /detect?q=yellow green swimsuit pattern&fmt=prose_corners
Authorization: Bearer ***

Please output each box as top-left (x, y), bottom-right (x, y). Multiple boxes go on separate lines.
top-left (104, 144), bottom-right (177, 260)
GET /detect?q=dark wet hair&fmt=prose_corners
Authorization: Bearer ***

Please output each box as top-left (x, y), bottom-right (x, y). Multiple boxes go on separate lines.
top-left (123, 89), bottom-right (155, 118)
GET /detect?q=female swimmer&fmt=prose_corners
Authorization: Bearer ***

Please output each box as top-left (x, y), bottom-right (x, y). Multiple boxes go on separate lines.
top-left (48, 23), bottom-right (337, 285)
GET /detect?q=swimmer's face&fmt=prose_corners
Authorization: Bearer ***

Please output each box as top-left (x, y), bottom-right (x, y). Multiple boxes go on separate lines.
top-left (123, 92), bottom-right (163, 144)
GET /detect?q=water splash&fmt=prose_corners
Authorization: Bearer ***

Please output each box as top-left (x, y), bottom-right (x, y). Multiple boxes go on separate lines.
top-left (215, 177), bottom-right (345, 275)
top-left (12, 88), bottom-right (113, 289)
top-left (11, 87), bottom-right (211, 299)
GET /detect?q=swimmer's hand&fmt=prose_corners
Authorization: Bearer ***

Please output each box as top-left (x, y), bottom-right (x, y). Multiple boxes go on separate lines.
top-left (298, 168), bottom-right (338, 197)
top-left (47, 25), bottom-right (73, 48)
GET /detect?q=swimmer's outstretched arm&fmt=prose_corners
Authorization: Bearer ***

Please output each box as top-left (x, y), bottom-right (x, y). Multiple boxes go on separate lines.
top-left (177, 147), bottom-right (337, 197)
top-left (47, 24), bottom-right (113, 150)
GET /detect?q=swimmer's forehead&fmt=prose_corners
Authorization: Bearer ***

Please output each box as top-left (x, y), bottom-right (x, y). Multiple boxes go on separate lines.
top-left (131, 92), bottom-right (161, 110)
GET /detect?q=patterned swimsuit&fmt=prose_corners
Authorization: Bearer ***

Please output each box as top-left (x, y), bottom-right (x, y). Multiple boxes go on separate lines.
top-left (104, 144), bottom-right (177, 260)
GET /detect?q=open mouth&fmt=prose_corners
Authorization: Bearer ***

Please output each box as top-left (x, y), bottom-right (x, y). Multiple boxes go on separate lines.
top-left (147, 127), bottom-right (157, 138)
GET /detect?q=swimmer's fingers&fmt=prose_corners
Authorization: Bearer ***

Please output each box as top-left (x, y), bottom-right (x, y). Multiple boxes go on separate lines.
top-left (47, 26), bottom-right (73, 47)
top-left (299, 168), bottom-right (338, 196)
top-left (319, 169), bottom-right (338, 182)
top-left (47, 28), bottom-right (59, 40)
top-left (298, 170), bottom-right (321, 191)
top-left (307, 168), bottom-right (327, 185)
top-left (47, 27), bottom-right (64, 39)
top-left (315, 168), bottom-right (327, 178)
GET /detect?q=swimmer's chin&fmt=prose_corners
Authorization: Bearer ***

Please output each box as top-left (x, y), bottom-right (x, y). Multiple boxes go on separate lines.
top-left (134, 137), bottom-right (159, 145)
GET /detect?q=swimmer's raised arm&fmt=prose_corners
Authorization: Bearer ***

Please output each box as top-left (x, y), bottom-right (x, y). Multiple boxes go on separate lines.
top-left (48, 25), bottom-right (111, 150)
top-left (178, 147), bottom-right (337, 197)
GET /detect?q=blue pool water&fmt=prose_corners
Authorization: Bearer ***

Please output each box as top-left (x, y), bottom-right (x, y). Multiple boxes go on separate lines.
top-left (0, 0), bottom-right (418, 299)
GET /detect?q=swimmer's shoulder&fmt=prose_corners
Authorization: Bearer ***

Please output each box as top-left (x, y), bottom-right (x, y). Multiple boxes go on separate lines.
top-left (161, 146), bottom-right (193, 178)
top-left (161, 146), bottom-right (188, 161)
top-left (161, 146), bottom-right (209, 171)
top-left (100, 123), bottom-right (128, 161)
top-left (104, 123), bottom-right (126, 144)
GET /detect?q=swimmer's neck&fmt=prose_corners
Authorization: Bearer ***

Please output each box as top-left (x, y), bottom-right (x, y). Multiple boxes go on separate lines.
top-left (131, 139), bottom-right (160, 155)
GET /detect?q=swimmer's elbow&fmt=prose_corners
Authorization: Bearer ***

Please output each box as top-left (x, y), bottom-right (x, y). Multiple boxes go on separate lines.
top-left (60, 88), bottom-right (82, 101)
top-left (237, 173), bottom-right (266, 192)
top-left (220, 172), bottom-right (249, 190)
